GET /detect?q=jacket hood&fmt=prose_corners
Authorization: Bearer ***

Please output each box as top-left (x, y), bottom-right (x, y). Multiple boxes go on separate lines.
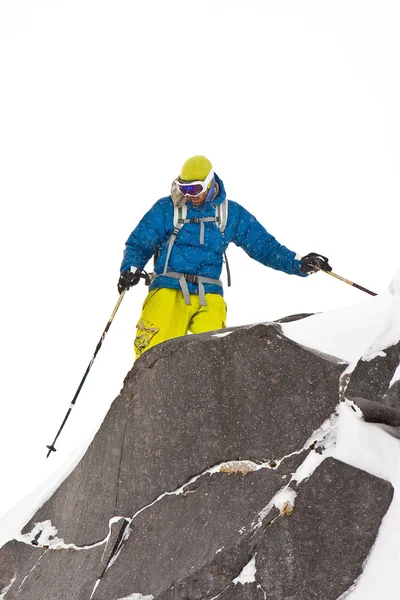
top-left (170, 172), bottom-right (226, 208)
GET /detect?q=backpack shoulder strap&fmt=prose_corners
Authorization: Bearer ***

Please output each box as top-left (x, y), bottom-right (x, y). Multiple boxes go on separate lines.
top-left (215, 199), bottom-right (231, 287)
top-left (162, 204), bottom-right (187, 274)
top-left (216, 198), bottom-right (228, 235)
top-left (174, 204), bottom-right (187, 227)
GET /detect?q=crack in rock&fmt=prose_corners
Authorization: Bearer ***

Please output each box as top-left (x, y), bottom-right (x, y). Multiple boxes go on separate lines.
top-left (116, 409), bottom-right (341, 599)
top-left (15, 516), bottom-right (129, 552)
top-left (210, 409), bottom-right (340, 600)
top-left (114, 415), bottom-right (129, 517)
top-left (11, 407), bottom-right (341, 600)
top-left (15, 548), bottom-right (49, 595)
top-left (124, 455), bottom-right (294, 527)
top-left (0, 575), bottom-right (16, 599)
top-left (88, 449), bottom-right (326, 597)
top-left (253, 407), bottom-right (340, 530)
top-left (102, 520), bottom-right (131, 572)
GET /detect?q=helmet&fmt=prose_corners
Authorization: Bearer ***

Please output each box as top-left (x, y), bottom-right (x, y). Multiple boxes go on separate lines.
top-left (180, 155), bottom-right (213, 181)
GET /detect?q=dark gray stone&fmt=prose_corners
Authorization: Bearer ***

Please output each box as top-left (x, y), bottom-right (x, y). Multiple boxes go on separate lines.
top-left (0, 322), bottom-right (394, 600)
top-left (114, 323), bottom-right (344, 523)
top-left (0, 541), bottom-right (45, 599)
top-left (1, 544), bottom-right (104, 600)
top-left (345, 340), bottom-right (400, 405)
top-left (255, 458), bottom-right (393, 600)
top-left (21, 324), bottom-right (344, 550)
top-left (21, 394), bottom-right (130, 546)
top-left (93, 454), bottom-right (304, 600)
top-left (351, 396), bottom-right (400, 426)
top-left (383, 379), bottom-right (400, 407)
top-left (214, 582), bottom-right (266, 599)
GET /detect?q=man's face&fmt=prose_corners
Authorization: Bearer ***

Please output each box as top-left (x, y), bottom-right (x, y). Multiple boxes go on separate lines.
top-left (186, 189), bottom-right (208, 207)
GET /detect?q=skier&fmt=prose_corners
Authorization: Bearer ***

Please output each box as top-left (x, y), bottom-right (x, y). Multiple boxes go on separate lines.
top-left (118, 155), bottom-right (331, 358)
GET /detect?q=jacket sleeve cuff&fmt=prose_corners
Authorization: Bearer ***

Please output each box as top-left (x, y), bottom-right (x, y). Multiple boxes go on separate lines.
top-left (294, 254), bottom-right (308, 277)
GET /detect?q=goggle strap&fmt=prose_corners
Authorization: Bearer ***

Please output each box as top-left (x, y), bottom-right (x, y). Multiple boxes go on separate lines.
top-left (175, 168), bottom-right (214, 196)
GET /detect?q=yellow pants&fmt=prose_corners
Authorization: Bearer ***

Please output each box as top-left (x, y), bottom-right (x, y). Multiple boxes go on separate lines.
top-left (134, 287), bottom-right (227, 359)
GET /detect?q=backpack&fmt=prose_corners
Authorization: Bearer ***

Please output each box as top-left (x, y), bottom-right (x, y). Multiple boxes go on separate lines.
top-left (160, 198), bottom-right (231, 286)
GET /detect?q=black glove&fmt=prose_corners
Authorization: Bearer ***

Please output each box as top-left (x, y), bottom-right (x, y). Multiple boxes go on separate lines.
top-left (300, 253), bottom-right (332, 274)
top-left (117, 269), bottom-right (141, 293)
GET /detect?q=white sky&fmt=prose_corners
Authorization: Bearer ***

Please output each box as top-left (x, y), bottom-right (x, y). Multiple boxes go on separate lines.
top-left (1, 0), bottom-right (400, 518)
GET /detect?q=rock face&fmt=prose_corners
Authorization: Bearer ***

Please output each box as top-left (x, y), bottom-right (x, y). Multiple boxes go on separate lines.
top-left (345, 336), bottom-right (400, 432)
top-left (345, 340), bottom-right (400, 406)
top-left (0, 322), bottom-right (394, 600)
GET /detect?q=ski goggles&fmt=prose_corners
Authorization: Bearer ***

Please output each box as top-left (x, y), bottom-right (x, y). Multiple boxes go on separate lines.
top-left (175, 168), bottom-right (214, 197)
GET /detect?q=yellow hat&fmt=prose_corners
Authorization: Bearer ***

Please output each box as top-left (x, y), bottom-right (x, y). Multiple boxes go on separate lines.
top-left (180, 155), bottom-right (212, 181)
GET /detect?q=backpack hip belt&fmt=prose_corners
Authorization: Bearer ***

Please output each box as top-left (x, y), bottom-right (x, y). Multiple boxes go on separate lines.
top-left (151, 272), bottom-right (223, 307)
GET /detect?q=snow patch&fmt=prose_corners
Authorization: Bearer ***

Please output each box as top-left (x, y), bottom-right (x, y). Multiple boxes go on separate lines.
top-left (18, 520), bottom-right (62, 548)
top-left (274, 488), bottom-right (297, 516)
top-left (233, 555), bottom-right (257, 584)
top-left (282, 292), bottom-right (392, 363)
top-left (331, 402), bottom-right (400, 491)
top-left (212, 331), bottom-right (233, 338)
top-left (0, 576), bottom-right (16, 599)
top-left (254, 411), bottom-right (339, 528)
top-left (255, 451), bottom-right (325, 527)
top-left (291, 450), bottom-right (325, 485)
top-left (16, 516), bottom-right (129, 553)
top-left (361, 269), bottom-right (400, 361)
top-left (389, 362), bottom-right (400, 388)
top-left (116, 594), bottom-right (154, 600)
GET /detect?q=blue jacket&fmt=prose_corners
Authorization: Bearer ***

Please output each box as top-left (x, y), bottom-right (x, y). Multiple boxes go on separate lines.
top-left (121, 173), bottom-right (307, 296)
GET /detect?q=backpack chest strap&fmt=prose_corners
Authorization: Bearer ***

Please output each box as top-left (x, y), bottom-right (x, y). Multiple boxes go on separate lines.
top-left (179, 216), bottom-right (217, 244)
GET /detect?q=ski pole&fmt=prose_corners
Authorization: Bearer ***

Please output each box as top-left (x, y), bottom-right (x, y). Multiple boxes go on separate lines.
top-left (317, 268), bottom-right (377, 297)
top-left (46, 289), bottom-right (127, 457)
top-left (46, 273), bottom-right (149, 458)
